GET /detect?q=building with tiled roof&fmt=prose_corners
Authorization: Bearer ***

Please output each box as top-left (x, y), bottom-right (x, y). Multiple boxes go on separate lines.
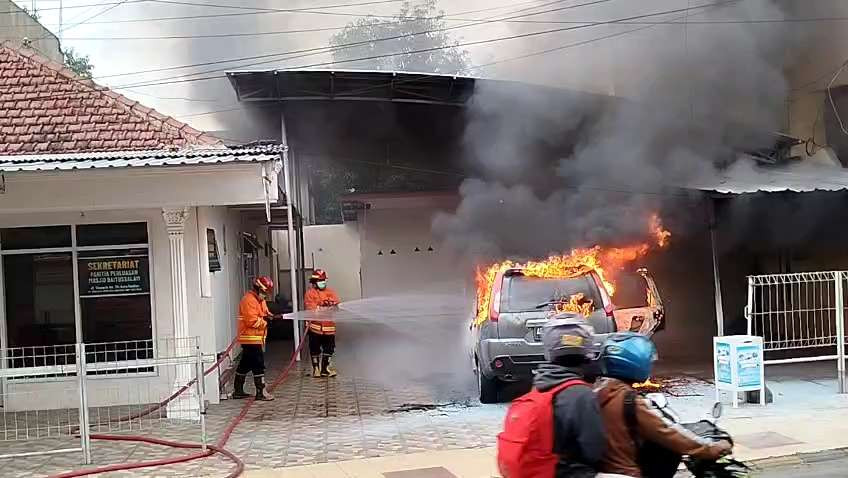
top-left (0, 41), bottom-right (221, 154)
top-left (0, 43), bottom-right (304, 423)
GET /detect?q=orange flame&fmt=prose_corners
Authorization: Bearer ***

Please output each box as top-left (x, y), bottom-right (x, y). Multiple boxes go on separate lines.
top-left (650, 214), bottom-right (671, 248)
top-left (633, 378), bottom-right (663, 390)
top-left (555, 293), bottom-right (594, 317)
top-left (474, 215), bottom-right (670, 326)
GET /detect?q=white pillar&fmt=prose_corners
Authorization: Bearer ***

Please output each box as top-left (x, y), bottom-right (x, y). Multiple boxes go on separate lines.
top-left (283, 150), bottom-right (301, 361)
top-left (162, 207), bottom-right (198, 419)
top-left (163, 207), bottom-right (191, 341)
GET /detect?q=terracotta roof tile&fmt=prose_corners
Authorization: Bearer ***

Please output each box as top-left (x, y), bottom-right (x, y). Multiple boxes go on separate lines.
top-left (0, 42), bottom-right (221, 154)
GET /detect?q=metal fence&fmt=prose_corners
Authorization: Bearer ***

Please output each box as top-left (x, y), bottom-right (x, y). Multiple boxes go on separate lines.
top-left (0, 336), bottom-right (205, 464)
top-left (746, 271), bottom-right (848, 391)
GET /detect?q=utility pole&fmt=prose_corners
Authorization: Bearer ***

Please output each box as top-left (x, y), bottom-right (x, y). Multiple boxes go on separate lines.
top-left (59, 0), bottom-right (63, 41)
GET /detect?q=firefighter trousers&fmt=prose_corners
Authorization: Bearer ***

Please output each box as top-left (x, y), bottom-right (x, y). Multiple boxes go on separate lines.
top-left (308, 331), bottom-right (335, 358)
top-left (236, 344), bottom-right (266, 376)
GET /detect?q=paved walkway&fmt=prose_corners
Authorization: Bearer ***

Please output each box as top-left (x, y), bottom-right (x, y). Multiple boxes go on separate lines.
top-left (0, 338), bottom-right (505, 477)
top-left (240, 403), bottom-right (848, 478)
top-left (4, 340), bottom-right (848, 477)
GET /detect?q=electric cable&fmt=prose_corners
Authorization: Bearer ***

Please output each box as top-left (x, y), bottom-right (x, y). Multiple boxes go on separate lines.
top-left (12, 0), bottom-right (611, 103)
top-left (108, 0), bottom-right (726, 92)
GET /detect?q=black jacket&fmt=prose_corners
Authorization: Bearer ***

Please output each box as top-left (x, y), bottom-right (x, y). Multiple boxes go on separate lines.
top-left (534, 364), bottom-right (606, 478)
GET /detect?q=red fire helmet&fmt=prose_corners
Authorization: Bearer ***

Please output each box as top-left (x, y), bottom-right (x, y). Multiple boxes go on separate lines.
top-left (253, 276), bottom-right (274, 293)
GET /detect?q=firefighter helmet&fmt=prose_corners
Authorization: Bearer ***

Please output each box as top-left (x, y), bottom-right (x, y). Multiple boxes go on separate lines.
top-left (310, 269), bottom-right (328, 283)
top-left (253, 276), bottom-right (274, 293)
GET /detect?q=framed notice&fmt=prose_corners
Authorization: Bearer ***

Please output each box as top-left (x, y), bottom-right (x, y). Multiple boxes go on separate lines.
top-left (207, 228), bottom-right (222, 272)
top-left (79, 255), bottom-right (150, 297)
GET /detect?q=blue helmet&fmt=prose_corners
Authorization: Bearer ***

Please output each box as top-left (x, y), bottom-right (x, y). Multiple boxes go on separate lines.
top-left (599, 332), bottom-right (657, 382)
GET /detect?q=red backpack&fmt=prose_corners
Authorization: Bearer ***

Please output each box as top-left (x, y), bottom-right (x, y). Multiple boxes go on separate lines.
top-left (497, 379), bottom-right (588, 478)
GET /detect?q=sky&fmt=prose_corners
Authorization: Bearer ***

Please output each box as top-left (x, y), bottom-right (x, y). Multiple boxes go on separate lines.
top-left (10, 0), bottom-right (848, 132)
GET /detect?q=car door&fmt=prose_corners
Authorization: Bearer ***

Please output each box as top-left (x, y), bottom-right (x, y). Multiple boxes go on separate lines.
top-left (611, 268), bottom-right (665, 337)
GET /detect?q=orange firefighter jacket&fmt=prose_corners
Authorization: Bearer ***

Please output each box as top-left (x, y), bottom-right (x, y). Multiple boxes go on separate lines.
top-left (237, 291), bottom-right (271, 345)
top-left (304, 287), bottom-right (340, 335)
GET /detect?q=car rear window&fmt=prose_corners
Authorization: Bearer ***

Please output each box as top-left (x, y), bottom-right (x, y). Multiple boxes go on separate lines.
top-left (501, 274), bottom-right (601, 313)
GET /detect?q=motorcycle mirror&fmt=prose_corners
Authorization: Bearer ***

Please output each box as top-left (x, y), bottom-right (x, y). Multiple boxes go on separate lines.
top-left (711, 401), bottom-right (723, 420)
top-left (645, 393), bottom-right (668, 409)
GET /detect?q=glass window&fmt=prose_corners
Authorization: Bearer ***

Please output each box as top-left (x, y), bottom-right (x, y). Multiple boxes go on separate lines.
top-left (3, 253), bottom-right (76, 368)
top-left (2, 223), bottom-right (154, 372)
top-left (502, 274), bottom-right (601, 313)
top-left (78, 249), bottom-right (153, 364)
top-left (76, 222), bottom-right (148, 247)
top-left (1, 226), bottom-right (72, 250)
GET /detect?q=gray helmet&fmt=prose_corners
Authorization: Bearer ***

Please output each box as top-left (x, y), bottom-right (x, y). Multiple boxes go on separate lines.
top-left (542, 312), bottom-right (596, 362)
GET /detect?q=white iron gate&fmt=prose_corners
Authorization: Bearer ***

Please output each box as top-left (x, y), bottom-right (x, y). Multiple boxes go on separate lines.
top-left (746, 271), bottom-right (848, 392)
top-left (0, 336), bottom-right (206, 464)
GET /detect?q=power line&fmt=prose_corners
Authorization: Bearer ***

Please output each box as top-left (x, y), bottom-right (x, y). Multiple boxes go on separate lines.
top-left (56, 0), bottom-right (133, 35)
top-left (55, 0), bottom-right (557, 41)
top-left (468, 1), bottom-right (737, 79)
top-left (171, 2), bottom-right (736, 118)
top-left (0, 0), bottom-right (408, 27)
top-left (18, 0), bottom-right (734, 105)
top-left (120, 0), bottom-right (730, 91)
top-left (5, 0), bottom-right (511, 27)
top-left (8, 0), bottom-right (583, 105)
top-left (0, 0), bottom-right (146, 15)
top-left (69, 0), bottom-right (596, 82)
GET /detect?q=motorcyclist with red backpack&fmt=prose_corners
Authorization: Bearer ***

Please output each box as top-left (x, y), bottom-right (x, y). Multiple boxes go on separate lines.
top-left (498, 314), bottom-right (606, 478)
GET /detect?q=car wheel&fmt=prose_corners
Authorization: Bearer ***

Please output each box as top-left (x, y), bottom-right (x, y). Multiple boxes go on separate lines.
top-left (477, 367), bottom-right (500, 404)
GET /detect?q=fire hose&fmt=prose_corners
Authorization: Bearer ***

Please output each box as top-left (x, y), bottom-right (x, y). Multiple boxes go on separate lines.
top-left (51, 337), bottom-right (307, 478)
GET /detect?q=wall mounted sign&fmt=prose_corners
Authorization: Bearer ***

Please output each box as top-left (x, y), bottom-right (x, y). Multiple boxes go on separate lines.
top-left (207, 228), bottom-right (222, 272)
top-left (79, 256), bottom-right (149, 296)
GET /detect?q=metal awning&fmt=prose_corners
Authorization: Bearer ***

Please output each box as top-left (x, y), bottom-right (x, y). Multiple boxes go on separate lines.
top-left (227, 69), bottom-right (476, 105)
top-left (0, 145), bottom-right (283, 172)
top-left (687, 157), bottom-right (848, 194)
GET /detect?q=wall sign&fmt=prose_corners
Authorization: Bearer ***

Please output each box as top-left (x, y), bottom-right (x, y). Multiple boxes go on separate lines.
top-left (736, 345), bottom-right (762, 387)
top-left (715, 342), bottom-right (731, 384)
top-left (207, 228), bottom-right (222, 272)
top-left (79, 256), bottom-right (150, 296)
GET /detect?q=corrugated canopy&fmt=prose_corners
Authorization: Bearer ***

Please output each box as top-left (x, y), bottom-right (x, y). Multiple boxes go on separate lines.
top-left (227, 69), bottom-right (476, 105)
top-left (687, 157), bottom-right (848, 194)
top-left (0, 145), bottom-right (282, 172)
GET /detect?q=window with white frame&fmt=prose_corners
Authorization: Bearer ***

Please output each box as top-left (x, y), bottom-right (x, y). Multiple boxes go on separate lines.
top-left (1, 222), bottom-right (153, 369)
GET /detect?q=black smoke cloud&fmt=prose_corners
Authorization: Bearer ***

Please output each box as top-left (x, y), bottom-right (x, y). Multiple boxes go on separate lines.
top-left (434, 0), bottom-right (801, 261)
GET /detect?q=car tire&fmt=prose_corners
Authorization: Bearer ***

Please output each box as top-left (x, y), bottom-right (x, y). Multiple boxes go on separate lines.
top-left (477, 367), bottom-right (500, 404)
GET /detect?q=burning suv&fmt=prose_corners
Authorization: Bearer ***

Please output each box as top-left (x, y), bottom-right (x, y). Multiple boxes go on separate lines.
top-left (470, 267), bottom-right (664, 403)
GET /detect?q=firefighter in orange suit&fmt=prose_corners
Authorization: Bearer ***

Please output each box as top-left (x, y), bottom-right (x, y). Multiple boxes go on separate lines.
top-left (233, 276), bottom-right (276, 401)
top-left (304, 269), bottom-right (340, 378)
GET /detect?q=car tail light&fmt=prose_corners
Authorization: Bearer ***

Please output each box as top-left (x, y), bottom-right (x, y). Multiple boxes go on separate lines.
top-left (592, 272), bottom-right (615, 318)
top-left (489, 272), bottom-right (505, 322)
top-left (490, 290), bottom-right (501, 322)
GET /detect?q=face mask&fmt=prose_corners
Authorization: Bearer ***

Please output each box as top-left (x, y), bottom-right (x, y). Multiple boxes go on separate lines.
top-left (316, 281), bottom-right (327, 290)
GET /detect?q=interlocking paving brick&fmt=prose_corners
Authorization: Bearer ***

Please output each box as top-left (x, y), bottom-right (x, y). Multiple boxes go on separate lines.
top-left (0, 342), bottom-right (507, 477)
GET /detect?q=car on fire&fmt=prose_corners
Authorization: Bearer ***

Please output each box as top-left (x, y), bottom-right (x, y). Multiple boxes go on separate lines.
top-left (470, 267), bottom-right (664, 403)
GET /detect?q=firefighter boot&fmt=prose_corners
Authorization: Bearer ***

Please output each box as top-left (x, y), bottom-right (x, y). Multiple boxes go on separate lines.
top-left (254, 375), bottom-right (275, 401)
top-left (321, 355), bottom-right (337, 378)
top-left (311, 356), bottom-right (322, 378)
top-left (232, 373), bottom-right (250, 399)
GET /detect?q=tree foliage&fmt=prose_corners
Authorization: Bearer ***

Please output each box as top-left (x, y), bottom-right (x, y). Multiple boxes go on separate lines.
top-left (329, 0), bottom-right (469, 74)
top-left (63, 48), bottom-right (93, 79)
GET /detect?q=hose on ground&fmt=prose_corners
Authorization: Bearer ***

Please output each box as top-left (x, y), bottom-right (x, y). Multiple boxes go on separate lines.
top-left (49, 338), bottom-right (307, 478)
